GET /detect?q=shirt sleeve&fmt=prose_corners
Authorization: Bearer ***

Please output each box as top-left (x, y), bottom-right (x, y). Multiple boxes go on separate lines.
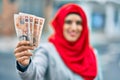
top-left (94, 49), bottom-right (103, 80)
top-left (17, 47), bottom-right (48, 80)
top-left (16, 59), bottom-right (31, 72)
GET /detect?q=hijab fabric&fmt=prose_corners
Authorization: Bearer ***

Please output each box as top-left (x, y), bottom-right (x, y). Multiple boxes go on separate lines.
top-left (49, 3), bottom-right (97, 80)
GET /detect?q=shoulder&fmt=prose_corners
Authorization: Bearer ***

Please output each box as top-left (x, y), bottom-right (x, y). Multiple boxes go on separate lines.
top-left (92, 49), bottom-right (103, 80)
top-left (34, 42), bottom-right (56, 57)
top-left (92, 48), bottom-right (99, 60)
top-left (92, 48), bottom-right (100, 67)
top-left (38, 42), bottom-right (54, 50)
top-left (35, 42), bottom-right (53, 52)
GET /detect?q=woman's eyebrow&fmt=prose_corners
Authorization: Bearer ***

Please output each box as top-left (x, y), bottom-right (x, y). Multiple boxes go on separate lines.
top-left (64, 20), bottom-right (72, 23)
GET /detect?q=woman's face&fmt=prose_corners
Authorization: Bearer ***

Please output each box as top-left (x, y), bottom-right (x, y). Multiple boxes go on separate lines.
top-left (63, 14), bottom-right (83, 42)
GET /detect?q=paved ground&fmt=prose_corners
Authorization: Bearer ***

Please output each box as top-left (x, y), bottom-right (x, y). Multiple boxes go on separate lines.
top-left (0, 51), bottom-right (21, 80)
top-left (0, 41), bottom-right (120, 80)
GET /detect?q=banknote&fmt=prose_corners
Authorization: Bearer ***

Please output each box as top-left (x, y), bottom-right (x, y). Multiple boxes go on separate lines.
top-left (14, 12), bottom-right (45, 48)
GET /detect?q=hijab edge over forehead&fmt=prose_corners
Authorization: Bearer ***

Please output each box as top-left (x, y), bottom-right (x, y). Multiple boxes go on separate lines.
top-left (51, 3), bottom-right (88, 34)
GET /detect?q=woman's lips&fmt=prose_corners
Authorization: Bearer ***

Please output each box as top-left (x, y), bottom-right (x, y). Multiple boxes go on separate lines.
top-left (68, 31), bottom-right (77, 37)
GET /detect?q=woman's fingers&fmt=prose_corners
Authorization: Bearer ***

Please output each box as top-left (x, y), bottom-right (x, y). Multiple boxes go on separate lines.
top-left (16, 56), bottom-right (29, 62)
top-left (16, 40), bottom-right (30, 48)
top-left (15, 50), bottom-right (32, 66)
top-left (14, 40), bottom-right (34, 66)
top-left (16, 56), bottom-right (30, 66)
top-left (15, 50), bottom-right (32, 59)
top-left (14, 45), bottom-right (34, 53)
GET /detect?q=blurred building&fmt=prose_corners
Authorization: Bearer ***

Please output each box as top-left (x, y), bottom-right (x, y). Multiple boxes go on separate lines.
top-left (0, 0), bottom-right (18, 37)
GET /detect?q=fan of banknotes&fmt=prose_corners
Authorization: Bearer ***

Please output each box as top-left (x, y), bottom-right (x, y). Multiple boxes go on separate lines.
top-left (14, 12), bottom-right (45, 48)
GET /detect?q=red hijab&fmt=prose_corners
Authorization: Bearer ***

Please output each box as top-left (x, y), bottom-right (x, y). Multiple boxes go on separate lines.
top-left (49, 3), bottom-right (97, 79)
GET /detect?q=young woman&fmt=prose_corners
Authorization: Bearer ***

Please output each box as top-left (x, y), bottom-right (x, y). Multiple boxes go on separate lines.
top-left (14, 3), bottom-right (102, 80)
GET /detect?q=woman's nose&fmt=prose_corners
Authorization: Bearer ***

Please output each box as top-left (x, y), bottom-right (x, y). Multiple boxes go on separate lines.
top-left (71, 22), bottom-right (77, 30)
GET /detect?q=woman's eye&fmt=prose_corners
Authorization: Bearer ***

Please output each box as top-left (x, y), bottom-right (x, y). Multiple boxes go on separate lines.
top-left (76, 21), bottom-right (82, 25)
top-left (65, 20), bottom-right (72, 24)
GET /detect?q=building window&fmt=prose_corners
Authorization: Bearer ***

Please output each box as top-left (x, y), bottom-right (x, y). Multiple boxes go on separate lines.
top-left (91, 12), bottom-right (105, 32)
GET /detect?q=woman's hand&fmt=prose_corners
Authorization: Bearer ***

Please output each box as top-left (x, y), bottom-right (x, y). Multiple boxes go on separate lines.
top-left (14, 40), bottom-right (34, 66)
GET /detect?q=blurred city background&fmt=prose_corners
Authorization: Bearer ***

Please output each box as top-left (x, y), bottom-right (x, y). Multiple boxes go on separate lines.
top-left (0, 0), bottom-right (120, 80)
